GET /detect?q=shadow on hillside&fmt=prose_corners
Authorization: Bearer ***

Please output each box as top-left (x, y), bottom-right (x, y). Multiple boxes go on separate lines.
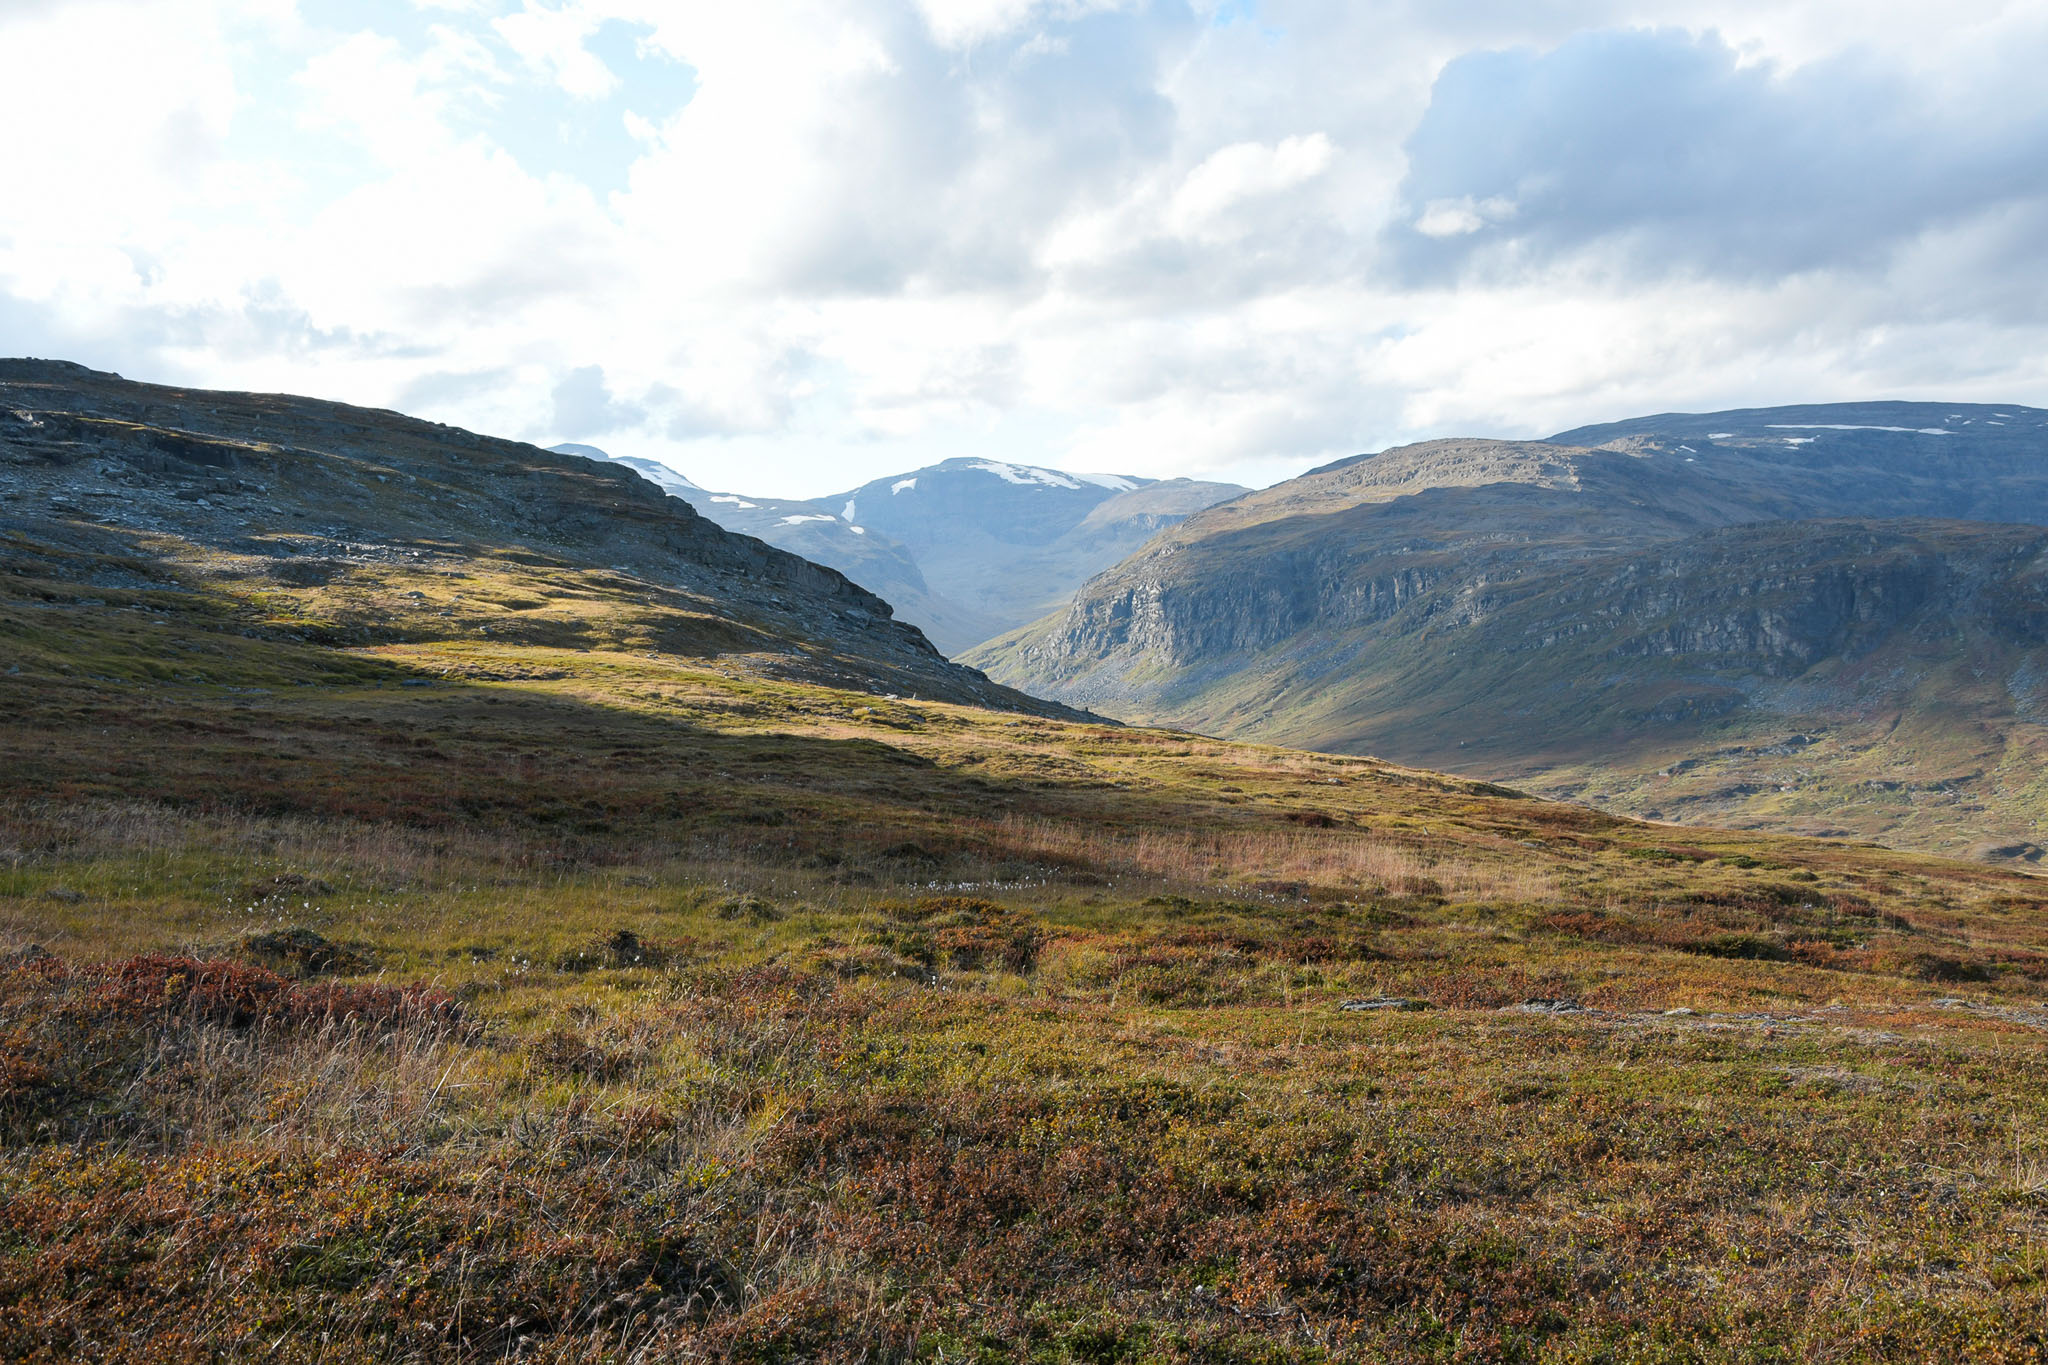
top-left (0, 645), bottom-right (1191, 889)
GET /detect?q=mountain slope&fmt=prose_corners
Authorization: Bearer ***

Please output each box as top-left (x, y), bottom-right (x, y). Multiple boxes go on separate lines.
top-left (972, 402), bottom-right (2048, 855)
top-left (561, 448), bottom-right (1244, 654)
top-left (0, 359), bottom-right (1064, 714)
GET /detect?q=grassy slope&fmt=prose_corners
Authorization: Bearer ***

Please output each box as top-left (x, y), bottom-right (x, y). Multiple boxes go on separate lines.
top-left (0, 359), bottom-right (1051, 717)
top-left (1197, 580), bottom-right (2048, 858)
top-left (10, 533), bottom-right (2048, 1360)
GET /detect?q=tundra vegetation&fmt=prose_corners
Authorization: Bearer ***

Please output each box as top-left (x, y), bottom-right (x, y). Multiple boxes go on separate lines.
top-left (7, 533), bottom-right (2048, 1363)
top-left (7, 363), bottom-right (2048, 1362)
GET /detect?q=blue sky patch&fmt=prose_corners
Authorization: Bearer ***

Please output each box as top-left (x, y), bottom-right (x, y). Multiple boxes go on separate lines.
top-left (294, 3), bottom-right (694, 198)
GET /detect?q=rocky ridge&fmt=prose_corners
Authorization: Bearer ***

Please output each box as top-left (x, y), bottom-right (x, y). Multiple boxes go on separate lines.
top-left (0, 359), bottom-right (1072, 714)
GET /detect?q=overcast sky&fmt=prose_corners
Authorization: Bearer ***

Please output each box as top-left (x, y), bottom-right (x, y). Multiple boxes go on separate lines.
top-left (4, 0), bottom-right (2045, 496)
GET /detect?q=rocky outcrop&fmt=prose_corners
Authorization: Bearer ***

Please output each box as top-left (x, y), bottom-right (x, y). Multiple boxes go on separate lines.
top-left (0, 358), bottom-right (1078, 715)
top-left (1033, 558), bottom-right (1455, 668)
top-left (1527, 524), bottom-right (2048, 674)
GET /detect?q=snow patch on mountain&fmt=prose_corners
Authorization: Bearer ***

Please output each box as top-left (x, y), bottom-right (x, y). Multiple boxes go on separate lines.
top-left (970, 461), bottom-right (1083, 490)
top-left (1767, 424), bottom-right (1952, 436)
top-left (551, 444), bottom-right (705, 495)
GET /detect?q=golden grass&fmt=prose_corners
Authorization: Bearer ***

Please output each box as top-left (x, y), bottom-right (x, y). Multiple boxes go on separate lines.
top-left (983, 814), bottom-right (1557, 901)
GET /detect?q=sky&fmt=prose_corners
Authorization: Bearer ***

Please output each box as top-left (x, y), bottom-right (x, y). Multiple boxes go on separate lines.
top-left (3, 0), bottom-right (2046, 497)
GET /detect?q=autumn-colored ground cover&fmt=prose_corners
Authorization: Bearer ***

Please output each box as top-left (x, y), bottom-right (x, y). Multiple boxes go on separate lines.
top-left (8, 545), bottom-right (2048, 1361)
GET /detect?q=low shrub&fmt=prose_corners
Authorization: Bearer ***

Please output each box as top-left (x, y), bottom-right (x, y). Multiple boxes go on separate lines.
top-left (555, 927), bottom-right (694, 971)
top-left (240, 925), bottom-right (369, 976)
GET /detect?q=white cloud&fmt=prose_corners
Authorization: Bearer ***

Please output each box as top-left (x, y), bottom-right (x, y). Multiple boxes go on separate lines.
top-left (910, 0), bottom-right (1134, 49)
top-left (1413, 195), bottom-right (1516, 238)
top-left (1168, 133), bottom-right (1335, 237)
top-left (494, 1), bottom-right (618, 99)
top-left (3, 0), bottom-right (2047, 501)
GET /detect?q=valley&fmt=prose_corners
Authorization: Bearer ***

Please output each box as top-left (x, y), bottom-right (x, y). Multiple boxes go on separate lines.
top-left (565, 445), bottom-right (1244, 655)
top-left (14, 0), bottom-right (2045, 1357)
top-left (6, 367), bottom-right (2048, 1359)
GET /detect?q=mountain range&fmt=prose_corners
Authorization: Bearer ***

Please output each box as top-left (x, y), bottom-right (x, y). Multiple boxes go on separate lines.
top-left (22, 358), bottom-right (2046, 860)
top-left (972, 401), bottom-right (2048, 858)
top-left (554, 446), bottom-right (1244, 655)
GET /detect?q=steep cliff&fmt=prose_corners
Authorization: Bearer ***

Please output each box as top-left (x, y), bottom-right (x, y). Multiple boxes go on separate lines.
top-left (971, 404), bottom-right (2048, 854)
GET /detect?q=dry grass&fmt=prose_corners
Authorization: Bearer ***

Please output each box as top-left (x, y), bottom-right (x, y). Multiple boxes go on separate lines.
top-left (0, 797), bottom-right (534, 879)
top-left (984, 814), bottom-right (1558, 901)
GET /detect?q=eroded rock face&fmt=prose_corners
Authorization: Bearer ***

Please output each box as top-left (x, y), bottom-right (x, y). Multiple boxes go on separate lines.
top-left (1530, 525), bottom-right (2048, 676)
top-left (968, 404), bottom-right (2048, 853)
top-left (1008, 511), bottom-right (2048, 705)
top-left (1039, 560), bottom-right (1456, 667)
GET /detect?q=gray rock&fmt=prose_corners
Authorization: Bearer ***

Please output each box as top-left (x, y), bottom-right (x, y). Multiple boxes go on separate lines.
top-left (0, 357), bottom-right (1085, 719)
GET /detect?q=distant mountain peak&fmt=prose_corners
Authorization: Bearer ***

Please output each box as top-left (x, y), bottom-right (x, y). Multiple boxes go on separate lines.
top-left (545, 441), bottom-right (1242, 655)
top-left (918, 456), bottom-right (1144, 493)
top-left (552, 445), bottom-right (702, 496)
top-left (971, 460), bottom-right (1140, 492)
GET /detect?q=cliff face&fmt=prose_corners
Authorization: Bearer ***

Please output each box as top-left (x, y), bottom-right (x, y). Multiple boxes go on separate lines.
top-left (970, 404), bottom-right (2048, 854)
top-left (1041, 556), bottom-right (1454, 665)
top-left (1524, 524), bottom-right (2048, 671)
